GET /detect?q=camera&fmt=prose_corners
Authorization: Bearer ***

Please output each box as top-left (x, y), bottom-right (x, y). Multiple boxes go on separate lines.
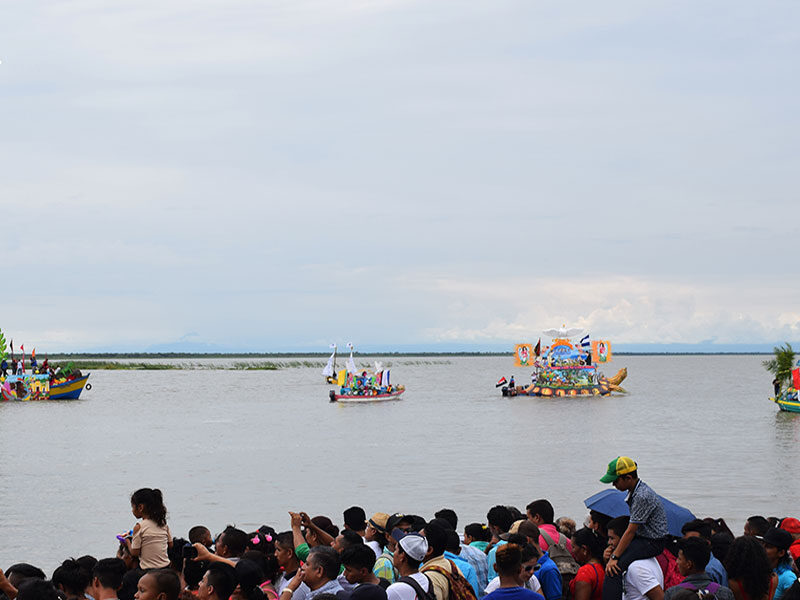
top-left (182, 543), bottom-right (198, 559)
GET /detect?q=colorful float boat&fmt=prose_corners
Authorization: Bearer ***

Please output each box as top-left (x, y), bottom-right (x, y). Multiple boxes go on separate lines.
top-left (1, 372), bottom-right (91, 401)
top-left (328, 351), bottom-right (405, 402)
top-left (771, 365), bottom-right (800, 413)
top-left (499, 325), bottom-right (627, 397)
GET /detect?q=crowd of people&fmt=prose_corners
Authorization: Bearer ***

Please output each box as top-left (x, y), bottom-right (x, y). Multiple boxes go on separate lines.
top-left (3, 458), bottom-right (800, 600)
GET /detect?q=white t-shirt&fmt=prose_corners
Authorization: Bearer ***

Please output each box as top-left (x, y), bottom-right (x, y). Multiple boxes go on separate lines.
top-left (367, 540), bottom-right (383, 558)
top-left (387, 573), bottom-right (431, 600)
top-left (485, 575), bottom-right (541, 595)
top-left (623, 558), bottom-right (664, 600)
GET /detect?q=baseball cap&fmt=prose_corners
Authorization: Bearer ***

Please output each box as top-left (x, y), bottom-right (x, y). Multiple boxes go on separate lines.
top-left (600, 456), bottom-right (637, 483)
top-left (368, 513), bottom-right (390, 533)
top-left (763, 527), bottom-right (793, 551)
top-left (780, 518), bottom-right (800, 534)
top-left (387, 513), bottom-right (414, 532)
top-left (392, 530), bottom-right (429, 562)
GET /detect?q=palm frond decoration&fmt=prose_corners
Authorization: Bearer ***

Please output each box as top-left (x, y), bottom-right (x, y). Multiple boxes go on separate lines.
top-left (0, 329), bottom-right (7, 363)
top-left (763, 343), bottom-right (796, 390)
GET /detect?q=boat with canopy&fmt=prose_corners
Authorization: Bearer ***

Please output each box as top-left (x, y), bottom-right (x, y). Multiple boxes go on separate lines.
top-left (328, 343), bottom-right (405, 402)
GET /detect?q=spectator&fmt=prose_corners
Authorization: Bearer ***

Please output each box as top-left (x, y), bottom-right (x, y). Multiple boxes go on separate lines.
top-left (386, 531), bottom-right (430, 600)
top-left (483, 545), bottom-right (543, 600)
top-left (525, 501), bottom-right (573, 554)
top-left (190, 526), bottom-right (214, 548)
top-left (464, 525), bottom-right (492, 554)
top-left (570, 528), bottom-right (606, 600)
top-left (724, 536), bottom-right (778, 600)
top-left (606, 517), bottom-right (664, 600)
top-left (295, 547), bottom-right (349, 600)
top-left (90, 558), bottom-right (128, 600)
top-left (761, 529), bottom-right (797, 600)
top-left (443, 529), bottom-right (480, 598)
top-left (53, 559), bottom-right (92, 600)
top-left (744, 518), bottom-right (770, 539)
top-left (434, 510), bottom-right (488, 597)
top-left (681, 519), bottom-right (728, 586)
top-left (341, 545), bottom-right (391, 589)
top-left (420, 520), bottom-right (465, 600)
top-left (274, 531), bottom-right (311, 600)
top-left (135, 569), bottom-right (181, 600)
top-left (126, 488), bottom-right (172, 570)
top-left (198, 564), bottom-right (238, 600)
top-left (664, 538), bottom-right (733, 600)
top-left (487, 507), bottom-right (515, 580)
top-left (778, 519), bottom-right (800, 563)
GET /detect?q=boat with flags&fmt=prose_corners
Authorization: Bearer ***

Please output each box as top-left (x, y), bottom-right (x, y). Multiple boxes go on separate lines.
top-left (328, 343), bottom-right (405, 402)
top-left (0, 329), bottom-right (91, 401)
top-left (771, 364), bottom-right (800, 413)
top-left (498, 325), bottom-right (627, 397)
top-left (322, 344), bottom-right (338, 384)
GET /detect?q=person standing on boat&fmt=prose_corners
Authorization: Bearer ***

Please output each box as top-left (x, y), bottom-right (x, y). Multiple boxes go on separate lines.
top-left (0, 357), bottom-right (7, 377)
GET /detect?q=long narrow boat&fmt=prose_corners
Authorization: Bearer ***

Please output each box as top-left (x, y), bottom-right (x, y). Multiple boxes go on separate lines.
top-left (50, 374), bottom-right (91, 400)
top-left (329, 387), bottom-right (405, 402)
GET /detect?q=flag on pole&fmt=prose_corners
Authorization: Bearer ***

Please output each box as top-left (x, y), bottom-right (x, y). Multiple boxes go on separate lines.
top-left (496, 376), bottom-right (508, 388)
top-left (580, 334), bottom-right (590, 349)
top-left (534, 339), bottom-right (541, 356)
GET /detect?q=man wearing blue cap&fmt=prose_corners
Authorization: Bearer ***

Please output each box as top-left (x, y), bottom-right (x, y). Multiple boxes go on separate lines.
top-left (600, 457), bottom-right (668, 600)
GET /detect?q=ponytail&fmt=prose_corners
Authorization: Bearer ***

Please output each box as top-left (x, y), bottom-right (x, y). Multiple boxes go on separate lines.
top-left (131, 488), bottom-right (168, 527)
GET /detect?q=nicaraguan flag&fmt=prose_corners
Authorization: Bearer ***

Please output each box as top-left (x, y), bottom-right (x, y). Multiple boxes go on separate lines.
top-left (580, 334), bottom-right (590, 349)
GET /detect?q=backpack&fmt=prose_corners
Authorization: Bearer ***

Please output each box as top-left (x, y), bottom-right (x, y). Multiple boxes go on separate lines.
top-left (655, 549), bottom-right (683, 591)
top-left (399, 575), bottom-right (437, 600)
top-left (540, 529), bottom-right (580, 578)
top-left (424, 558), bottom-right (478, 600)
top-left (678, 582), bottom-right (721, 598)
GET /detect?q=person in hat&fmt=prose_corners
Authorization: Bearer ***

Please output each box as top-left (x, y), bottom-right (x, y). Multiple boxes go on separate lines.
top-left (762, 528), bottom-right (798, 600)
top-left (664, 537), bottom-right (734, 600)
top-left (369, 514), bottom-right (398, 584)
top-left (778, 519), bottom-right (800, 563)
top-left (386, 531), bottom-right (431, 600)
top-left (600, 457), bottom-right (669, 600)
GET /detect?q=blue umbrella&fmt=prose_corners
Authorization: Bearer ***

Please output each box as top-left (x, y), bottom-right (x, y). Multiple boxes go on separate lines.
top-left (584, 489), bottom-right (695, 537)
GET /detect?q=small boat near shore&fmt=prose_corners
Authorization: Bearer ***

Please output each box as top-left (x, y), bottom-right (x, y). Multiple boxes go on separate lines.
top-left (772, 390), bottom-right (800, 413)
top-left (1, 372), bottom-right (91, 401)
top-left (328, 354), bottom-right (405, 402)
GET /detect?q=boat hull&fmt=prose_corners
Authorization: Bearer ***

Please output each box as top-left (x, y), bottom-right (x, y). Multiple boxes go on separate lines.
top-left (49, 374), bottom-right (90, 400)
top-left (330, 389), bottom-right (405, 403)
top-left (773, 391), bottom-right (800, 413)
top-left (502, 380), bottom-right (612, 397)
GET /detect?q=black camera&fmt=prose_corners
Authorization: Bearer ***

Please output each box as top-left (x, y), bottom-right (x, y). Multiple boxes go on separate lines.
top-left (182, 543), bottom-right (198, 559)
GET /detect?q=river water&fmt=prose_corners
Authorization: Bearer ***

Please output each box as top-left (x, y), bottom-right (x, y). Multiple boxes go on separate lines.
top-left (0, 354), bottom-right (797, 572)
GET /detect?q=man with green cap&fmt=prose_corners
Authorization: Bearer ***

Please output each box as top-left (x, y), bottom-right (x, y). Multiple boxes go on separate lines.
top-left (600, 457), bottom-right (668, 600)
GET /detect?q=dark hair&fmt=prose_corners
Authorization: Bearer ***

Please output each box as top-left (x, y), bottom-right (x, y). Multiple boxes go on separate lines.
top-left (52, 559), bottom-right (92, 596)
top-left (711, 532), bottom-right (734, 563)
top-left (189, 526), bottom-right (211, 544)
top-left (725, 536), bottom-right (773, 600)
top-left (589, 511), bottom-right (611, 536)
top-left (168, 537), bottom-right (190, 570)
top-left (206, 563), bottom-right (237, 600)
top-left (221, 526), bottom-right (249, 557)
top-left (183, 559), bottom-right (207, 590)
top-left (308, 547), bottom-right (341, 581)
top-left (747, 516), bottom-right (770, 537)
top-left (130, 488), bottom-right (168, 527)
top-left (507, 506), bottom-right (525, 522)
top-left (520, 543), bottom-right (540, 563)
top-left (5, 564), bottom-right (45, 580)
top-left (507, 534), bottom-right (529, 547)
top-left (445, 530), bottom-right (461, 553)
top-left (607, 516), bottom-right (630, 538)
top-left (434, 509), bottom-right (458, 531)
top-left (17, 579), bottom-right (60, 600)
top-left (311, 516), bottom-right (339, 538)
top-left (423, 521), bottom-right (448, 557)
top-left (678, 537), bottom-right (711, 571)
top-left (781, 581), bottom-right (800, 600)
top-left (93, 558), bottom-right (127, 590)
top-left (572, 527), bottom-right (606, 561)
top-left (235, 559), bottom-right (267, 600)
top-left (704, 518), bottom-right (733, 537)
top-left (495, 544), bottom-right (523, 577)
top-left (339, 530), bottom-right (364, 550)
top-left (526, 500), bottom-right (555, 525)
top-left (145, 569), bottom-right (181, 600)
top-left (681, 519), bottom-right (712, 540)
top-left (487, 506), bottom-right (514, 533)
top-left (464, 523), bottom-right (491, 543)
top-left (275, 531), bottom-right (294, 549)
top-left (245, 551), bottom-right (279, 584)
top-left (344, 507), bottom-right (367, 531)
top-left (247, 531), bottom-right (276, 555)
top-left (341, 545), bottom-right (379, 571)
top-left (409, 515), bottom-right (427, 533)
top-left (76, 556), bottom-right (98, 577)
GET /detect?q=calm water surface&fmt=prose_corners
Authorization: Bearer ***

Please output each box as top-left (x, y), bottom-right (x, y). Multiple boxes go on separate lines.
top-left (1, 355), bottom-right (797, 572)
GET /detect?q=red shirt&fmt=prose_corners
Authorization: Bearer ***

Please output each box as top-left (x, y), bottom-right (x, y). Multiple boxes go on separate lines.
top-left (569, 563), bottom-right (604, 600)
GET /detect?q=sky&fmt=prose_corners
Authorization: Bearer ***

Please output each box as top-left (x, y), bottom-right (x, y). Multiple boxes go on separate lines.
top-left (1, 0), bottom-right (798, 352)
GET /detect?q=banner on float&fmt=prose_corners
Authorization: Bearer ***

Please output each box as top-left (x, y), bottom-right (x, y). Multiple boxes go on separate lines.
top-left (514, 344), bottom-right (534, 367)
top-left (793, 368), bottom-right (800, 390)
top-left (591, 340), bottom-right (612, 363)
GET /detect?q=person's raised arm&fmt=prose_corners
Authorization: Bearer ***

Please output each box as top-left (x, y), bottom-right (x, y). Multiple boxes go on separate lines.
top-left (0, 568), bottom-right (18, 600)
top-left (301, 512), bottom-right (334, 547)
top-left (290, 512), bottom-right (306, 550)
top-left (191, 543), bottom-right (236, 567)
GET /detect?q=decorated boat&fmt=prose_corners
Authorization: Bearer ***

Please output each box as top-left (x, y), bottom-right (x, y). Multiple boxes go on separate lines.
top-left (329, 348), bottom-right (405, 402)
top-left (499, 325), bottom-right (627, 397)
top-left (0, 330), bottom-right (91, 401)
top-left (771, 365), bottom-right (800, 413)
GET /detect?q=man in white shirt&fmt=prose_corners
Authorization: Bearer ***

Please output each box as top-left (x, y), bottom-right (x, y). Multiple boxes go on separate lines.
top-left (607, 517), bottom-right (664, 600)
top-left (387, 531), bottom-right (431, 600)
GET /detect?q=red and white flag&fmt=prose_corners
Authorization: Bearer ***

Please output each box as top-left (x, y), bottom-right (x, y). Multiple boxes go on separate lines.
top-left (496, 376), bottom-right (508, 388)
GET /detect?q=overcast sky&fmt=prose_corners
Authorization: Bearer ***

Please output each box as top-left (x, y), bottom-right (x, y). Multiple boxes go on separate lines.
top-left (1, 1), bottom-right (798, 351)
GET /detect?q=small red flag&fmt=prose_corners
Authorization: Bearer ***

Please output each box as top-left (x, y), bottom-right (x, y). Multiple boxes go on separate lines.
top-left (793, 368), bottom-right (800, 390)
